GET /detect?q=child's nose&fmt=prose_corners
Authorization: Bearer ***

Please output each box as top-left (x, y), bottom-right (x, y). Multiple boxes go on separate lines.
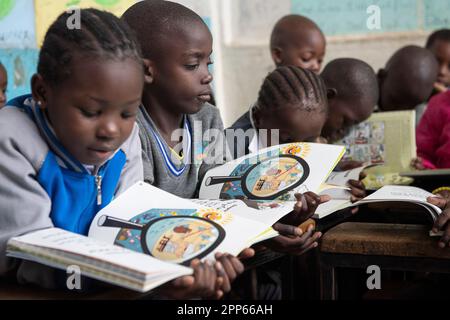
top-left (97, 120), bottom-right (120, 139)
top-left (201, 71), bottom-right (213, 85)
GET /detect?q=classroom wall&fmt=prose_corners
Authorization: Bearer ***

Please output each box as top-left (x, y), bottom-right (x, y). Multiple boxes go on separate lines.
top-left (0, 0), bottom-right (448, 127)
top-left (211, 0), bottom-right (449, 127)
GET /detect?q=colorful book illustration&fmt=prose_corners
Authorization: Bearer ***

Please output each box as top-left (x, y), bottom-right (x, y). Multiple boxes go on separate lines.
top-left (7, 142), bottom-right (345, 292)
top-left (335, 110), bottom-right (416, 189)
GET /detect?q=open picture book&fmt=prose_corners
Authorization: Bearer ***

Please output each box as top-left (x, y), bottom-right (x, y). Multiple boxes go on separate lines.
top-left (315, 184), bottom-right (444, 236)
top-left (7, 142), bottom-right (346, 293)
top-left (335, 110), bottom-right (416, 190)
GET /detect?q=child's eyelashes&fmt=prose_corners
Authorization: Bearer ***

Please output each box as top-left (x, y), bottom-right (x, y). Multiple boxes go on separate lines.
top-left (184, 64), bottom-right (200, 70)
top-left (121, 112), bottom-right (137, 119)
top-left (80, 108), bottom-right (100, 118)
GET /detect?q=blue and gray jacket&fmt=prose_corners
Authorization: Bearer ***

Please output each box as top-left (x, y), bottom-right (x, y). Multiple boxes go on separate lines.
top-left (0, 95), bottom-right (143, 287)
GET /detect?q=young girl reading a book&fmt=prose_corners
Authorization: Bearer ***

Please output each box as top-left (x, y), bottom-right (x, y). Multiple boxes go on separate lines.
top-left (0, 9), bottom-right (225, 299)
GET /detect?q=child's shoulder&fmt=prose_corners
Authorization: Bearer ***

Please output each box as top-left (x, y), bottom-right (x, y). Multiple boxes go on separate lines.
top-left (190, 102), bottom-right (223, 128)
top-left (0, 101), bottom-right (49, 163)
top-left (429, 90), bottom-right (450, 109)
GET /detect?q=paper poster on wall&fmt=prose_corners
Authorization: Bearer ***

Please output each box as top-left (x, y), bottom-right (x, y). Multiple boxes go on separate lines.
top-left (0, 48), bottom-right (39, 100)
top-left (0, 0), bottom-right (36, 48)
top-left (35, 0), bottom-right (137, 46)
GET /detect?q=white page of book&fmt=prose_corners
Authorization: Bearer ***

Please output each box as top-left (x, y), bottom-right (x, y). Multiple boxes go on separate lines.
top-left (8, 228), bottom-right (192, 276)
top-left (89, 182), bottom-right (269, 261)
top-left (357, 185), bottom-right (442, 213)
top-left (190, 198), bottom-right (295, 226)
top-left (199, 143), bottom-right (345, 201)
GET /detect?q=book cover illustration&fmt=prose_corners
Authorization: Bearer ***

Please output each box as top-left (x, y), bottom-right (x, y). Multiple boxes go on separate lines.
top-left (98, 211), bottom-right (226, 266)
top-left (338, 121), bottom-right (386, 165)
top-left (204, 144), bottom-right (316, 202)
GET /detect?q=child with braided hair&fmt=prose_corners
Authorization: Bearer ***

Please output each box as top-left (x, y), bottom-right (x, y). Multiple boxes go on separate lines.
top-left (0, 8), bottom-right (221, 299)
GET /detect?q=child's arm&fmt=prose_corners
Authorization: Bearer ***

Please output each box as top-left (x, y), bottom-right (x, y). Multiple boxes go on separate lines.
top-left (0, 110), bottom-right (57, 286)
top-left (416, 99), bottom-right (446, 169)
top-left (115, 123), bottom-right (144, 194)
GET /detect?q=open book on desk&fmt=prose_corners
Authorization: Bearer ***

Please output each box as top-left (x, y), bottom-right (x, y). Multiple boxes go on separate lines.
top-left (316, 185), bottom-right (444, 236)
top-left (314, 164), bottom-right (377, 219)
top-left (7, 142), bottom-right (345, 292)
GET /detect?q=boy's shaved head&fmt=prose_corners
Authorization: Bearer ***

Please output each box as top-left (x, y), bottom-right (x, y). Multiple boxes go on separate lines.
top-left (122, 0), bottom-right (209, 60)
top-left (321, 58), bottom-right (378, 142)
top-left (271, 15), bottom-right (323, 49)
top-left (270, 15), bottom-right (326, 73)
top-left (378, 45), bottom-right (439, 111)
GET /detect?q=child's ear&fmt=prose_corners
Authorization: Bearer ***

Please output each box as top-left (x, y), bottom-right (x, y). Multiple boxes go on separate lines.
top-left (327, 88), bottom-right (338, 99)
top-left (142, 59), bottom-right (155, 84)
top-left (31, 74), bottom-right (48, 109)
top-left (271, 47), bottom-right (284, 66)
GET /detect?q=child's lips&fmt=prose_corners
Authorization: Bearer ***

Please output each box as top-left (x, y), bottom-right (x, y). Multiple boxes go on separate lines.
top-left (88, 148), bottom-right (114, 160)
top-left (197, 93), bottom-right (211, 102)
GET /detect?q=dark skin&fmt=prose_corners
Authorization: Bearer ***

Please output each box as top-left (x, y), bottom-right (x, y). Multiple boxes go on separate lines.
top-left (140, 21), bottom-right (253, 298)
top-left (321, 88), bottom-right (374, 144)
top-left (377, 47), bottom-right (439, 112)
top-left (428, 39), bottom-right (450, 92)
top-left (0, 64), bottom-right (7, 108)
top-left (253, 105), bottom-right (327, 145)
top-left (253, 105), bottom-right (338, 253)
top-left (141, 22), bottom-right (213, 149)
top-left (31, 55), bottom-right (144, 166)
top-left (427, 196), bottom-right (450, 248)
top-left (271, 19), bottom-right (326, 74)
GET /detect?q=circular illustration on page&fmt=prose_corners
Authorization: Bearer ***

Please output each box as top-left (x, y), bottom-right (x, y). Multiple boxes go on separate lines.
top-left (98, 210), bottom-right (225, 266)
top-left (206, 149), bottom-right (310, 201)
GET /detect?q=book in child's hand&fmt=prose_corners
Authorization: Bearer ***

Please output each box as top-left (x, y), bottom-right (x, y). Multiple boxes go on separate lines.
top-left (7, 182), bottom-right (277, 292)
top-left (316, 184), bottom-right (444, 236)
top-left (314, 164), bottom-right (378, 219)
top-left (335, 110), bottom-right (416, 190)
top-left (7, 143), bottom-right (346, 292)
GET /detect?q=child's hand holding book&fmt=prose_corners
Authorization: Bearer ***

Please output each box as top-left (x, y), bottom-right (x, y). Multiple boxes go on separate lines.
top-left (427, 196), bottom-right (450, 248)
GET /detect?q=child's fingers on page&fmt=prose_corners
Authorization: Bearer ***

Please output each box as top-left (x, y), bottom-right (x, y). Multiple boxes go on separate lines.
top-left (216, 257), bottom-right (233, 292)
top-left (273, 222), bottom-right (303, 237)
top-left (427, 196), bottom-right (447, 208)
top-left (319, 194), bottom-right (331, 204)
top-left (172, 275), bottom-right (195, 288)
top-left (304, 192), bottom-right (320, 208)
top-left (294, 193), bottom-right (307, 211)
top-left (238, 247), bottom-right (255, 259)
top-left (349, 185), bottom-right (366, 198)
top-left (228, 255), bottom-right (245, 275)
top-left (433, 210), bottom-right (450, 233)
top-left (220, 254), bottom-right (238, 281)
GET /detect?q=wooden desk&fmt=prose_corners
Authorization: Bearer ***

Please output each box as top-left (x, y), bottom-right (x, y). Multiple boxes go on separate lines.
top-left (319, 222), bottom-right (450, 300)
